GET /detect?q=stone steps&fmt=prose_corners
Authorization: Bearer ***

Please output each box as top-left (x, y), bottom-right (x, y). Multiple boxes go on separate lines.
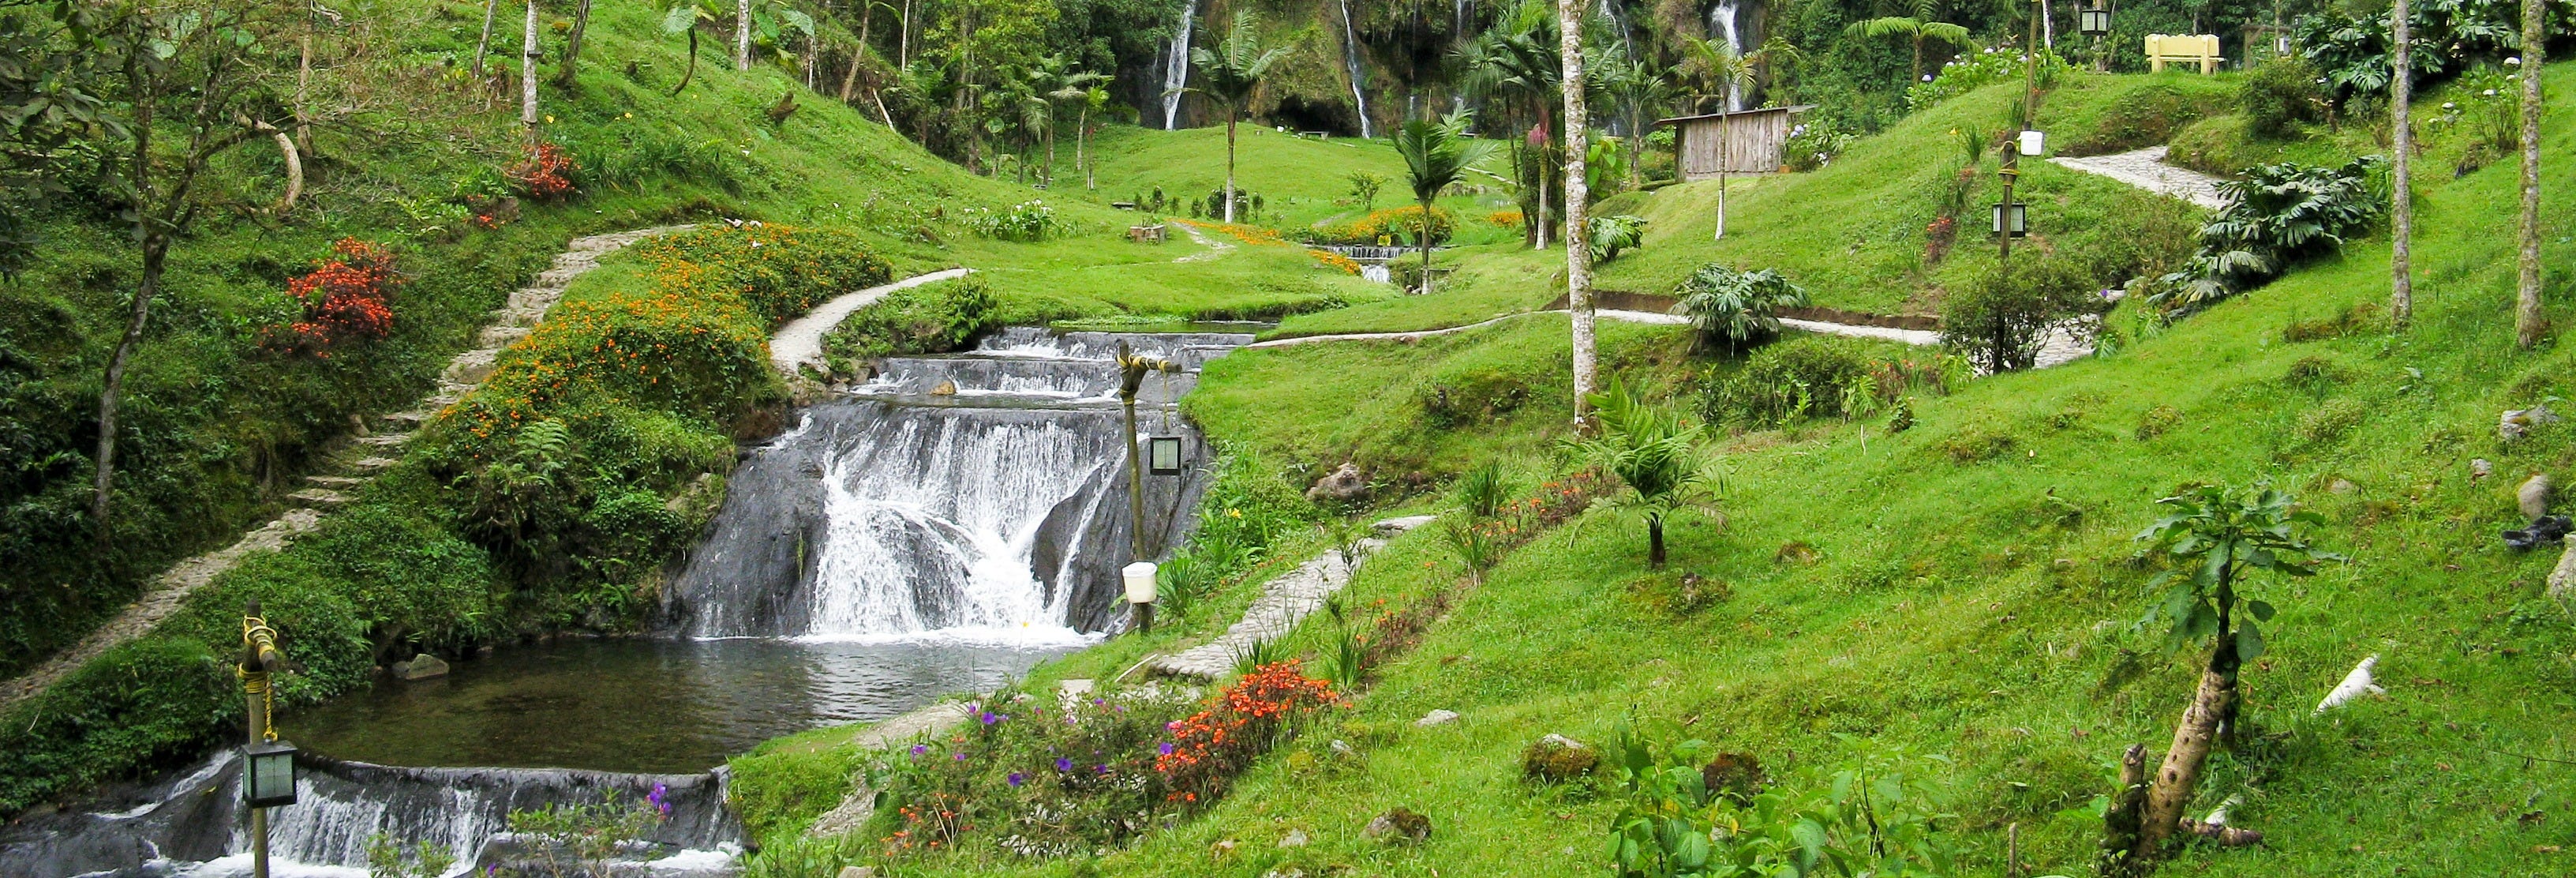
top-left (287, 488), bottom-right (350, 508)
top-left (305, 475), bottom-right (365, 490)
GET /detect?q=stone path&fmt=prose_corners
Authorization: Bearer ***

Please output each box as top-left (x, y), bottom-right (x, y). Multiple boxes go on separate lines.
top-left (2050, 145), bottom-right (2230, 210)
top-left (0, 226), bottom-right (687, 713)
top-left (1171, 221), bottom-right (1236, 262)
top-left (1150, 514), bottom-right (1436, 679)
top-left (768, 268), bottom-right (975, 377)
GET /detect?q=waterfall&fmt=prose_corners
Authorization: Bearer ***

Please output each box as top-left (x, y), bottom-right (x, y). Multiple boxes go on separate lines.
top-left (665, 328), bottom-right (1250, 640)
top-left (1336, 0), bottom-right (1373, 138)
top-left (0, 752), bottom-right (740, 877)
top-left (1162, 0), bottom-right (1198, 129)
top-left (1710, 0), bottom-right (1744, 111)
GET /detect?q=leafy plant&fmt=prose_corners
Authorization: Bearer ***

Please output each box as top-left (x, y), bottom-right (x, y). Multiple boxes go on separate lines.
top-left (1439, 516), bottom-right (1508, 582)
top-left (505, 789), bottom-right (668, 878)
top-left (1393, 112), bottom-right (1500, 284)
top-left (2240, 55), bottom-right (2326, 137)
top-left (1562, 381), bottom-right (1720, 568)
top-left (961, 199), bottom-right (1065, 241)
top-left (1938, 255), bottom-right (2106, 373)
top-left (2112, 483), bottom-right (2339, 865)
top-left (1346, 171), bottom-right (1388, 212)
top-left (365, 834), bottom-right (455, 878)
top-left (1606, 730), bottom-right (1963, 878)
top-left (1457, 460), bottom-right (1515, 520)
top-left (1674, 264), bottom-right (1810, 355)
top-left (2147, 157), bottom-right (2385, 312)
top-left (1702, 336), bottom-right (1882, 426)
top-left (1587, 214), bottom-right (1649, 263)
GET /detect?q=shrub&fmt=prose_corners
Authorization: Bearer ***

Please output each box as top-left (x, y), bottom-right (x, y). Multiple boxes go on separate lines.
top-left (1486, 208), bottom-right (1525, 230)
top-left (1938, 256), bottom-right (2106, 373)
top-left (1315, 205), bottom-right (1456, 246)
top-left (2134, 404), bottom-right (2184, 440)
top-left (962, 199), bottom-right (1066, 241)
top-left (2147, 157), bottom-right (2384, 312)
top-left (507, 142), bottom-right (580, 202)
top-left (1702, 336), bottom-right (1881, 426)
top-left (1934, 420), bottom-right (2016, 463)
top-left (1908, 46), bottom-right (2071, 110)
top-left (1156, 661), bottom-right (1342, 805)
top-left (1674, 263), bottom-right (1810, 354)
top-left (825, 276), bottom-right (996, 363)
top-left (0, 638), bottom-right (234, 814)
top-left (2241, 55), bottom-right (2325, 137)
top-left (268, 238), bottom-right (402, 355)
top-left (1781, 119), bottom-right (1855, 171)
top-left (1586, 214), bottom-right (1649, 263)
top-left (2297, 397), bottom-right (2371, 446)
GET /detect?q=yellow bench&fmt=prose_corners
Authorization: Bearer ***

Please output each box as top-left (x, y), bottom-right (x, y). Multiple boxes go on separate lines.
top-left (2145, 33), bottom-right (2222, 73)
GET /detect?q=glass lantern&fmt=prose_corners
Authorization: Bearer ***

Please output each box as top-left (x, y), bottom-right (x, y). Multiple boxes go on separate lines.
top-left (1147, 436), bottom-right (1184, 475)
top-left (1991, 202), bottom-right (2030, 238)
top-left (2080, 8), bottom-right (2110, 36)
top-left (242, 740), bottom-right (298, 809)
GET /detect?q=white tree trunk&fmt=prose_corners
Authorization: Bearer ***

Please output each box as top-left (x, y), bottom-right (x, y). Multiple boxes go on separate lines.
top-left (1714, 111), bottom-right (1729, 242)
top-left (1559, 0), bottom-right (1595, 425)
top-left (2514, 0), bottom-right (2544, 348)
top-left (2390, 0), bottom-right (2413, 329)
top-left (737, 0), bottom-right (753, 70)
top-left (522, 0), bottom-right (540, 145)
top-left (474, 0), bottom-right (499, 74)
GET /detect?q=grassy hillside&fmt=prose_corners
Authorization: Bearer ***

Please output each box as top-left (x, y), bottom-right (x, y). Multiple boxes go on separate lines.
top-left (1080, 122), bottom-right (1522, 244)
top-left (732, 64), bottom-right (2576, 876)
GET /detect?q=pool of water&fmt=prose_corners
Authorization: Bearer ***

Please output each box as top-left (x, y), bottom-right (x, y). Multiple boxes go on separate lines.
top-left (289, 637), bottom-right (1072, 774)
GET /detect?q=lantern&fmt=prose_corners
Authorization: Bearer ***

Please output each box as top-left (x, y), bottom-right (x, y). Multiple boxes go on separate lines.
top-left (1148, 436), bottom-right (1184, 475)
top-left (1122, 562), bottom-right (1159, 605)
top-left (242, 740), bottom-right (299, 809)
top-left (1991, 202), bottom-right (2029, 237)
top-left (2017, 129), bottom-right (2046, 157)
top-left (2079, 7), bottom-right (2110, 36)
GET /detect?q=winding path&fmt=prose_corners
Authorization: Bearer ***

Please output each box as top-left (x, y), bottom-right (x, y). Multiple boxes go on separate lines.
top-left (1249, 308), bottom-right (1935, 350)
top-left (1149, 514), bottom-right (1436, 679)
top-left (2050, 145), bottom-right (2230, 209)
top-left (0, 226), bottom-right (689, 713)
top-left (769, 268), bottom-right (975, 376)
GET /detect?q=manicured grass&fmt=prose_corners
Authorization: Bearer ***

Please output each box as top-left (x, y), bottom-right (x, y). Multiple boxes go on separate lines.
top-left (1077, 123), bottom-right (1522, 245)
top-left (736, 64), bottom-right (2576, 878)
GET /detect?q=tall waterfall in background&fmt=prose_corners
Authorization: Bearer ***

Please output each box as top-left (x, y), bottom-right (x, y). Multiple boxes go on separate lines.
top-left (1711, 0), bottom-right (1745, 111)
top-left (1163, 0), bottom-right (1199, 129)
top-left (1336, 0), bottom-right (1374, 137)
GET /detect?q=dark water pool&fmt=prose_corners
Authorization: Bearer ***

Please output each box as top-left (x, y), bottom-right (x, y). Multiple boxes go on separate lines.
top-left (288, 637), bottom-right (1069, 774)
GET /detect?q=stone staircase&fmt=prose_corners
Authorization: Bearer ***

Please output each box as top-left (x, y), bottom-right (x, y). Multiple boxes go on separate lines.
top-left (0, 226), bottom-right (690, 712)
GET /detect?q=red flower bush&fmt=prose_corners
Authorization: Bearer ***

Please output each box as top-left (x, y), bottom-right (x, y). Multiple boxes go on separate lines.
top-left (1156, 660), bottom-right (1341, 805)
top-left (509, 142), bottom-right (579, 202)
top-left (269, 238), bottom-right (400, 355)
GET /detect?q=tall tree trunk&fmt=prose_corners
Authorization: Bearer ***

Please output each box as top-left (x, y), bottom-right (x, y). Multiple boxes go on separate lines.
top-left (1911, 34), bottom-right (1923, 84)
top-left (1078, 105), bottom-right (1093, 189)
top-left (736, 0), bottom-right (752, 70)
top-left (1559, 0), bottom-right (1595, 425)
top-left (1714, 109), bottom-right (1729, 241)
top-left (295, 13), bottom-right (313, 156)
top-left (840, 47), bottom-right (863, 102)
top-left (556, 0), bottom-right (593, 88)
top-left (1045, 114), bottom-right (1058, 187)
top-left (1419, 195), bottom-right (1434, 291)
top-left (2099, 744), bottom-right (2151, 873)
top-left (2514, 0), bottom-right (2544, 348)
top-left (94, 231), bottom-right (168, 536)
top-left (898, 0), bottom-right (913, 68)
top-left (2390, 0), bottom-right (2413, 329)
top-left (1533, 105), bottom-right (1552, 250)
top-left (1224, 111), bottom-right (1238, 222)
top-left (2041, 0), bottom-right (2054, 49)
top-left (522, 0), bottom-right (540, 148)
top-left (474, 0), bottom-right (500, 75)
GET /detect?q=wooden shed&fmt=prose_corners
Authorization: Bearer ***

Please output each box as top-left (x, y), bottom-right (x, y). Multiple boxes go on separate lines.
top-left (1657, 105), bottom-right (1814, 180)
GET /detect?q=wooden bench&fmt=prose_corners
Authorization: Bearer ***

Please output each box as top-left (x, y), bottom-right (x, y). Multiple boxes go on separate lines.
top-left (2144, 33), bottom-right (2222, 73)
top-left (1127, 224), bottom-right (1168, 244)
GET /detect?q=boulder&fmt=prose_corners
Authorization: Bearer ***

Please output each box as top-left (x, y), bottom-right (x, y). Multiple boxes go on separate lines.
top-left (1521, 734), bottom-right (1598, 782)
top-left (2472, 459), bottom-right (2494, 481)
top-left (1701, 752), bottom-right (1769, 804)
top-left (2550, 536), bottom-right (2576, 615)
top-left (1278, 829), bottom-right (1309, 848)
top-left (1413, 709), bottom-right (1459, 728)
top-left (1363, 807), bottom-right (1432, 845)
top-left (2502, 404), bottom-right (2561, 441)
top-left (1305, 463), bottom-right (1368, 505)
top-left (391, 653), bottom-right (449, 681)
top-left (2521, 474), bottom-right (2552, 522)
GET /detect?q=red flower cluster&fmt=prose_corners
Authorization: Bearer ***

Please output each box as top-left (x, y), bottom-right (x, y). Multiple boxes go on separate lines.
top-left (882, 790), bottom-right (973, 853)
top-left (1156, 660), bottom-right (1340, 805)
top-left (509, 142), bottom-right (579, 202)
top-left (1923, 215), bottom-right (1959, 264)
top-left (269, 238), bottom-right (399, 355)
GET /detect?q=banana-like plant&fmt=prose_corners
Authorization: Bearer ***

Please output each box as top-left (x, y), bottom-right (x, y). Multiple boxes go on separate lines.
top-left (1673, 263), bottom-right (1809, 354)
top-left (660, 0), bottom-right (723, 95)
top-left (1559, 380), bottom-right (1720, 568)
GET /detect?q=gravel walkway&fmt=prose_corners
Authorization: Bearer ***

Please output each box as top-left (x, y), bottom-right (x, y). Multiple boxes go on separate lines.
top-left (2050, 145), bottom-right (2230, 210)
top-left (1149, 514), bottom-right (1436, 679)
top-left (768, 268), bottom-right (975, 377)
top-left (0, 226), bottom-right (688, 713)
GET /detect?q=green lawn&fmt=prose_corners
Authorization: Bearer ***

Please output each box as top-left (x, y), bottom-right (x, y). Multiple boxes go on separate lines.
top-left (734, 64), bottom-right (2576, 878)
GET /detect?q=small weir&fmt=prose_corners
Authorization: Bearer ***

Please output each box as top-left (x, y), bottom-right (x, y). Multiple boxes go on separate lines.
top-left (2, 327), bottom-right (1251, 878)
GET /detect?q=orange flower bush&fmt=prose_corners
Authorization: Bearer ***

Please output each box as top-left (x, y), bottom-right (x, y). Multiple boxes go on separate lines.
top-left (1156, 660), bottom-right (1341, 805)
top-left (508, 142), bottom-right (580, 202)
top-left (268, 238), bottom-right (401, 355)
top-left (1486, 208), bottom-right (1525, 230)
top-left (1312, 205), bottom-right (1456, 246)
top-left (1307, 248), bottom-right (1364, 275)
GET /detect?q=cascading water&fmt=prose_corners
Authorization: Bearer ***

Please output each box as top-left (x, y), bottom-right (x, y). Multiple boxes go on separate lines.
top-left (1162, 0), bottom-right (1199, 129)
top-left (1710, 0), bottom-right (1745, 111)
top-left (1335, 0), bottom-right (1374, 138)
top-left (8, 327), bottom-right (1252, 878)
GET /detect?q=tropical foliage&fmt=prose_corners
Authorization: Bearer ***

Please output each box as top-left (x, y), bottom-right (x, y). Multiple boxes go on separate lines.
top-left (1561, 381), bottom-right (1717, 568)
top-left (1673, 264), bottom-right (1810, 354)
top-left (2147, 157), bottom-right (2386, 311)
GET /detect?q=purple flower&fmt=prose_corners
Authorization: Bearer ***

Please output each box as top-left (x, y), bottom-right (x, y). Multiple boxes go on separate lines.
top-left (1159, 742), bottom-right (1175, 756)
top-left (912, 744), bottom-right (929, 756)
top-left (1055, 757), bottom-right (1073, 771)
top-left (649, 783), bottom-right (670, 816)
top-left (979, 711), bottom-right (998, 725)
top-left (1095, 764), bottom-right (1110, 775)
top-left (954, 752), bottom-right (968, 761)
top-left (1007, 772), bottom-right (1024, 786)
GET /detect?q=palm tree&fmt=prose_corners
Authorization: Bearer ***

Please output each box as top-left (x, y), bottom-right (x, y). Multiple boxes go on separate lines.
top-left (1841, 13), bottom-right (1971, 86)
top-left (1393, 112), bottom-right (1500, 291)
top-left (2514, 0), bottom-right (2544, 348)
top-left (1078, 84), bottom-right (1110, 189)
top-left (1188, 11), bottom-right (1287, 223)
top-left (1681, 36), bottom-right (1754, 241)
top-left (1041, 59), bottom-right (1109, 189)
top-left (1560, 380), bottom-right (1720, 568)
top-left (1557, 0), bottom-right (1597, 426)
top-left (1596, 47), bottom-right (1673, 189)
top-left (1462, 2), bottom-right (1562, 249)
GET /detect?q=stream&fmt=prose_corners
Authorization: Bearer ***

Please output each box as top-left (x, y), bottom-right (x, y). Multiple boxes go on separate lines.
top-left (0, 327), bottom-right (1250, 878)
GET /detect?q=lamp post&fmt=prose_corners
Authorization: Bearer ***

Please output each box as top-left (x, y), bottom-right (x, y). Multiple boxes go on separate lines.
top-left (2001, 0), bottom-right (2045, 269)
top-left (1114, 342), bottom-right (1178, 634)
top-left (239, 601), bottom-right (297, 878)
top-left (2080, 4), bottom-right (2111, 73)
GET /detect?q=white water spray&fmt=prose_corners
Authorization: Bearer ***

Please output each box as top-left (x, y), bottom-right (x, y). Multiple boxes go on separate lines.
top-left (1710, 0), bottom-right (1744, 111)
top-left (1162, 0), bottom-right (1198, 129)
top-left (1336, 0), bottom-right (1374, 137)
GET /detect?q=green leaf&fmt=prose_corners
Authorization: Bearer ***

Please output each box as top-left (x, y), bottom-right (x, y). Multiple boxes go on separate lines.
top-left (2247, 599), bottom-right (2275, 622)
top-left (2236, 621), bottom-right (2265, 660)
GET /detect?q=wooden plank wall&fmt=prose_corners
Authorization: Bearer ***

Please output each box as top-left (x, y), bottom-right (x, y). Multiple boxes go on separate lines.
top-left (1679, 111), bottom-right (1791, 180)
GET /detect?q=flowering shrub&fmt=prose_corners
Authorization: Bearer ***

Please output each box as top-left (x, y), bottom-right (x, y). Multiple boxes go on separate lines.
top-left (1782, 121), bottom-right (1855, 171)
top-left (1181, 219), bottom-right (1290, 247)
top-left (1906, 47), bottom-right (2071, 111)
top-left (1923, 215), bottom-right (1957, 264)
top-left (962, 199), bottom-right (1065, 241)
top-left (868, 689), bottom-right (1193, 859)
top-left (1312, 205), bottom-right (1457, 246)
top-left (1308, 248), bottom-right (1364, 275)
top-left (268, 238), bottom-right (401, 355)
top-left (508, 142), bottom-right (580, 202)
top-left (1486, 208), bottom-right (1525, 230)
top-left (1156, 660), bottom-right (1342, 805)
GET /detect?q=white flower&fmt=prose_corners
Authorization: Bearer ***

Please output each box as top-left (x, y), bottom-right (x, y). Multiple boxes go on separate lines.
top-left (2483, 89), bottom-right (2496, 96)
top-left (2505, 56), bottom-right (2522, 66)
top-left (1923, 73), bottom-right (1934, 81)
top-left (2443, 101), bottom-right (2457, 109)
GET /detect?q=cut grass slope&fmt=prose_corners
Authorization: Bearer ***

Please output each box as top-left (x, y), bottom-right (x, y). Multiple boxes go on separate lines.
top-left (751, 64), bottom-right (2576, 876)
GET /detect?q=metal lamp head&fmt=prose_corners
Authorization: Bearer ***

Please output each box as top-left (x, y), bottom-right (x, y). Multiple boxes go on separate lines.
top-left (1991, 202), bottom-right (2030, 237)
top-left (1122, 561), bottom-right (1158, 605)
top-left (242, 740), bottom-right (298, 808)
top-left (1147, 436), bottom-right (1184, 475)
top-left (2080, 8), bottom-right (2110, 36)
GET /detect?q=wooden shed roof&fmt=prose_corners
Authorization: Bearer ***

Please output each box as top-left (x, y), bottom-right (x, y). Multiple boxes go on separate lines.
top-left (1652, 105), bottom-right (1817, 127)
